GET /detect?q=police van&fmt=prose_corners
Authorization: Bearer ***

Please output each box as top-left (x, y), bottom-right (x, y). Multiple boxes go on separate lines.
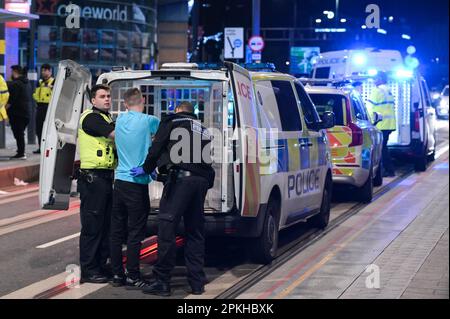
top-left (312, 48), bottom-right (437, 171)
top-left (39, 60), bottom-right (335, 263)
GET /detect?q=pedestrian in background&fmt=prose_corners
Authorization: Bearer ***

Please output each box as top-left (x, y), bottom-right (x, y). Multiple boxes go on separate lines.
top-left (32, 64), bottom-right (54, 154)
top-left (110, 88), bottom-right (160, 289)
top-left (6, 65), bottom-right (30, 160)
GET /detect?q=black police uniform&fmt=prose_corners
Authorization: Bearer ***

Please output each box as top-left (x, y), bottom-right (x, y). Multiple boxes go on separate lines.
top-left (78, 107), bottom-right (115, 281)
top-left (141, 111), bottom-right (215, 293)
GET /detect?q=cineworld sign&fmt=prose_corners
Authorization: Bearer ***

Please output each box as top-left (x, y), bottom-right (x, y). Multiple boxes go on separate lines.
top-left (56, 4), bottom-right (138, 23)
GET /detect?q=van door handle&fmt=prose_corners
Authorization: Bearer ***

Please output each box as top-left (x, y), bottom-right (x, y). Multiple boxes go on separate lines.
top-left (299, 142), bottom-right (313, 147)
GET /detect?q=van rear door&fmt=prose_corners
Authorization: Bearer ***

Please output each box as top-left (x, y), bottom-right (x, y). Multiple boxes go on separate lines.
top-left (39, 60), bottom-right (91, 210)
top-left (226, 62), bottom-right (261, 217)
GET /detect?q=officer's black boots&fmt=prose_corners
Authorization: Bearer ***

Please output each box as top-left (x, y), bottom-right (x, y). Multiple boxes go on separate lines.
top-left (80, 274), bottom-right (109, 284)
top-left (142, 280), bottom-right (171, 296)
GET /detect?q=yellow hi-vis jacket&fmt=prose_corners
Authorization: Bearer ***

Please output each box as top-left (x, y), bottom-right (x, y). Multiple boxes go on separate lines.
top-left (33, 77), bottom-right (55, 104)
top-left (78, 109), bottom-right (117, 170)
top-left (367, 84), bottom-right (396, 131)
top-left (0, 74), bottom-right (9, 121)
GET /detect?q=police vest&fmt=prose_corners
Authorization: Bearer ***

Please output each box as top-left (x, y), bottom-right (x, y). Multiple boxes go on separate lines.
top-left (33, 77), bottom-right (54, 104)
top-left (0, 75), bottom-right (9, 121)
top-left (367, 85), bottom-right (396, 131)
top-left (78, 109), bottom-right (117, 170)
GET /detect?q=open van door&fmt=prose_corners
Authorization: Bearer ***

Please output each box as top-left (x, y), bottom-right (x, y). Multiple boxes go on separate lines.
top-left (39, 60), bottom-right (91, 210)
top-left (225, 62), bottom-right (261, 217)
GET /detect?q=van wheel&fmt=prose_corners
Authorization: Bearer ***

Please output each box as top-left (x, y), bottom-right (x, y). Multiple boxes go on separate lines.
top-left (414, 148), bottom-right (428, 172)
top-left (373, 163), bottom-right (383, 187)
top-left (252, 198), bottom-right (280, 264)
top-left (358, 167), bottom-right (373, 203)
top-left (310, 176), bottom-right (331, 229)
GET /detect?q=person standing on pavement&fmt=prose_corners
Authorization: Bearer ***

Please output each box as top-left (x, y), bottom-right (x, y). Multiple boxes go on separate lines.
top-left (367, 71), bottom-right (396, 177)
top-left (32, 64), bottom-right (54, 154)
top-left (78, 84), bottom-right (116, 284)
top-left (110, 88), bottom-right (160, 289)
top-left (6, 65), bottom-right (30, 160)
top-left (130, 101), bottom-right (215, 296)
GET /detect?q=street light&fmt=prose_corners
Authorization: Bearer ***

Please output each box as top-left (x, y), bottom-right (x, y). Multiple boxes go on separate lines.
top-left (340, 18), bottom-right (346, 23)
top-left (315, 19), bottom-right (322, 23)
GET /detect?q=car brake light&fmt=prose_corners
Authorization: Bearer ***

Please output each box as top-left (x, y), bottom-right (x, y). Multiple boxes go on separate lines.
top-left (348, 122), bottom-right (363, 147)
top-left (414, 110), bottom-right (420, 131)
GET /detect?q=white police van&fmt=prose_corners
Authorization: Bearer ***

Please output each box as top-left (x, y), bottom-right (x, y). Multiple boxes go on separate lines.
top-left (312, 48), bottom-right (437, 171)
top-left (39, 60), bottom-right (335, 263)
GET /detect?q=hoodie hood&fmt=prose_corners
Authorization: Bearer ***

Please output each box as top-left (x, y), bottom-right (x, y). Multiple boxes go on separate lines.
top-left (161, 111), bottom-right (198, 123)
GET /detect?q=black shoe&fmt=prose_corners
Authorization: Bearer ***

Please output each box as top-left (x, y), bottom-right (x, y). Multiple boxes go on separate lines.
top-left (100, 266), bottom-right (114, 281)
top-left (125, 277), bottom-right (149, 290)
top-left (80, 274), bottom-right (109, 284)
top-left (9, 154), bottom-right (27, 160)
top-left (383, 171), bottom-right (395, 177)
top-left (33, 149), bottom-right (41, 154)
top-left (187, 286), bottom-right (205, 295)
top-left (142, 280), bottom-right (171, 296)
top-left (111, 275), bottom-right (126, 287)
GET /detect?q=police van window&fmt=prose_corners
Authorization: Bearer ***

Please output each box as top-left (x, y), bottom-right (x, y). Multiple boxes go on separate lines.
top-left (351, 95), bottom-right (369, 121)
top-left (294, 82), bottom-right (320, 126)
top-left (271, 80), bottom-right (302, 131)
top-left (309, 94), bottom-right (347, 126)
top-left (314, 67), bottom-right (331, 79)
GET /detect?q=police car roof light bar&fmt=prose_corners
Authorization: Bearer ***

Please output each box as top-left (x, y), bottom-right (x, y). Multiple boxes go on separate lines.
top-left (241, 63), bottom-right (277, 72)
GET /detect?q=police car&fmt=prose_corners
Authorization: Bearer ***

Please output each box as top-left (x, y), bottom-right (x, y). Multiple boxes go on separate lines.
top-left (304, 84), bottom-right (383, 202)
top-left (39, 60), bottom-right (335, 263)
top-left (312, 48), bottom-right (437, 171)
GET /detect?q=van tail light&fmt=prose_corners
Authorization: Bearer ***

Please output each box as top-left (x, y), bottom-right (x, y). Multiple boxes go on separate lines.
top-left (414, 110), bottom-right (420, 131)
top-left (348, 122), bottom-right (363, 147)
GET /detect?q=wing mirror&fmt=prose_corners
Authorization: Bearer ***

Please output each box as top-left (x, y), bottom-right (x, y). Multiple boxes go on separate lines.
top-left (372, 112), bottom-right (383, 126)
top-left (316, 111), bottom-right (335, 130)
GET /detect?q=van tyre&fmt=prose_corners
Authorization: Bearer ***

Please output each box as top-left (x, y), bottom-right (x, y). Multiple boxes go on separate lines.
top-left (373, 163), bottom-right (383, 187)
top-left (252, 198), bottom-right (280, 264)
top-left (310, 176), bottom-right (331, 229)
top-left (358, 167), bottom-right (373, 203)
top-left (414, 147), bottom-right (428, 172)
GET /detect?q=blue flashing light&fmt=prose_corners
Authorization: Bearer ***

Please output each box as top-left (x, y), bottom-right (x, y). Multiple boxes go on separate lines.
top-left (352, 53), bottom-right (367, 66)
top-left (368, 69), bottom-right (378, 77)
top-left (241, 63), bottom-right (276, 72)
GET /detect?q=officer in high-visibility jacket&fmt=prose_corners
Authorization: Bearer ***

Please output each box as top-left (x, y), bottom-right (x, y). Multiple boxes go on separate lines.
top-left (367, 71), bottom-right (396, 177)
top-left (77, 84), bottom-right (116, 284)
top-left (32, 64), bottom-right (54, 154)
top-left (0, 74), bottom-right (9, 122)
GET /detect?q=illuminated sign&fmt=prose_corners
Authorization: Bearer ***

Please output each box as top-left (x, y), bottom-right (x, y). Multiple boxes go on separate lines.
top-left (5, 1), bottom-right (30, 28)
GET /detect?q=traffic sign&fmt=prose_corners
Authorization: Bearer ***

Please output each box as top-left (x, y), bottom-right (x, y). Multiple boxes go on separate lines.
top-left (224, 28), bottom-right (244, 59)
top-left (248, 36), bottom-right (265, 52)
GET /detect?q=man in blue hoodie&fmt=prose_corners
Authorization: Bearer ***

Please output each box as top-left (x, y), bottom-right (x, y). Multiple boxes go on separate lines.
top-left (110, 88), bottom-right (159, 289)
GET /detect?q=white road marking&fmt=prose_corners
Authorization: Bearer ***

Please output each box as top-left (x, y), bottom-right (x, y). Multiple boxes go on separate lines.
top-left (435, 144), bottom-right (449, 160)
top-left (36, 232), bottom-right (81, 249)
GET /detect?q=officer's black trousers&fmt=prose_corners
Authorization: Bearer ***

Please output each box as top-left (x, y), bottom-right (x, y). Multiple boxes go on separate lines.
top-left (382, 130), bottom-right (395, 174)
top-left (35, 103), bottom-right (48, 148)
top-left (78, 176), bottom-right (113, 277)
top-left (154, 176), bottom-right (209, 289)
top-left (9, 115), bottom-right (29, 156)
top-left (110, 180), bottom-right (150, 279)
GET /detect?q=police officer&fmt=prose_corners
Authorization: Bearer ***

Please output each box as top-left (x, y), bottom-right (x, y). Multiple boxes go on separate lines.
top-left (78, 84), bottom-right (116, 283)
top-left (32, 64), bottom-right (54, 154)
top-left (131, 101), bottom-right (215, 296)
top-left (367, 72), bottom-right (396, 177)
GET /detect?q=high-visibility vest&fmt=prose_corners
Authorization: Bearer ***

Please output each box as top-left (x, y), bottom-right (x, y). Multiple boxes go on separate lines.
top-left (33, 77), bottom-right (54, 104)
top-left (0, 75), bottom-right (9, 121)
top-left (367, 85), bottom-right (396, 131)
top-left (78, 109), bottom-right (117, 170)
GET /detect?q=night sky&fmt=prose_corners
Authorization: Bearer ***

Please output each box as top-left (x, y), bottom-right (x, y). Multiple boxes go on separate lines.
top-left (196, 0), bottom-right (449, 86)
